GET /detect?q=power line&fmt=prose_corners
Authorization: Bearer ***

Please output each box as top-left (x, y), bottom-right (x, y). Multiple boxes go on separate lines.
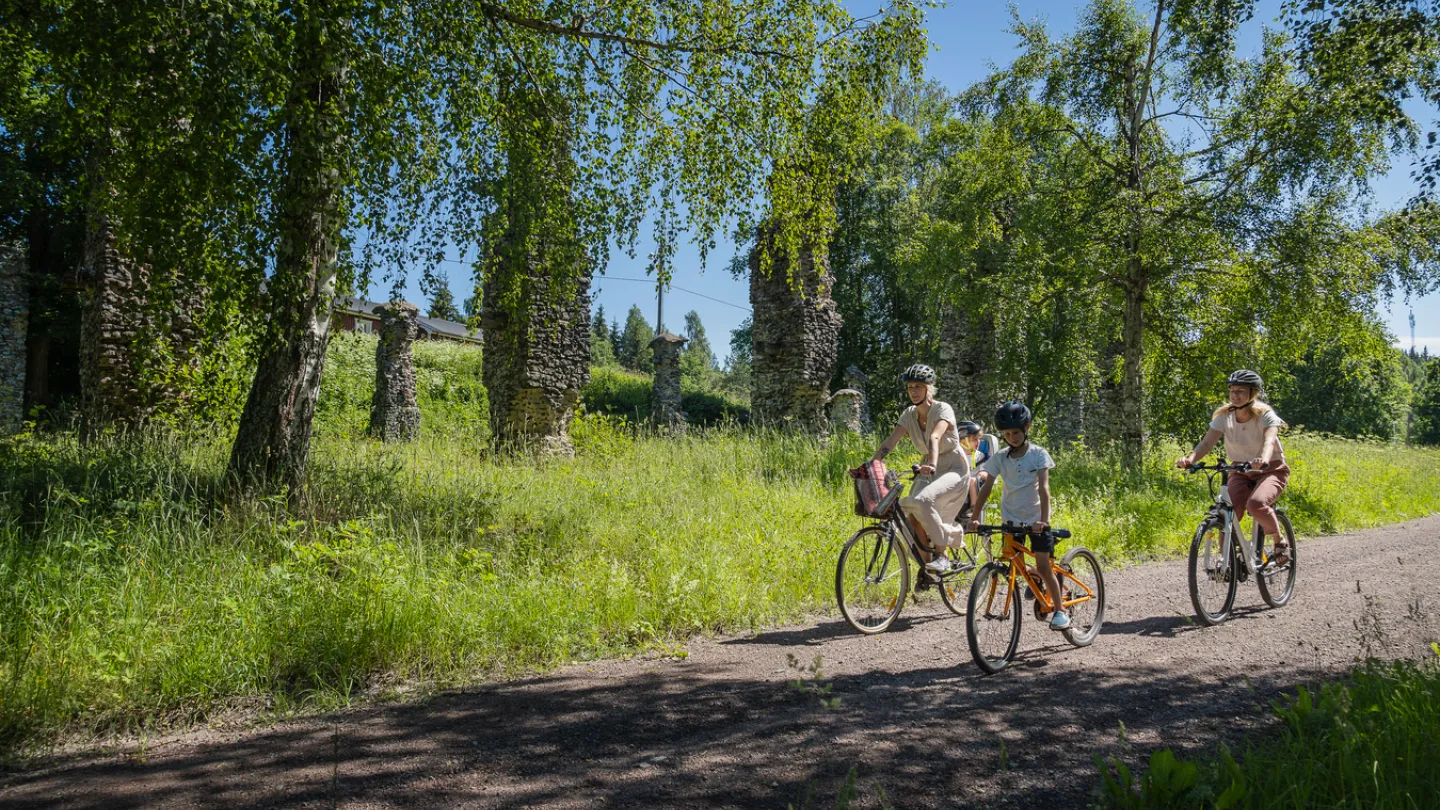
top-left (599, 275), bottom-right (750, 312)
top-left (428, 264), bottom-right (752, 313)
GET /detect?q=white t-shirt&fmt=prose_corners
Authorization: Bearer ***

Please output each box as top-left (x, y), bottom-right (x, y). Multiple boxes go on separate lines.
top-left (978, 443), bottom-right (1055, 525)
top-left (1209, 407), bottom-right (1286, 464)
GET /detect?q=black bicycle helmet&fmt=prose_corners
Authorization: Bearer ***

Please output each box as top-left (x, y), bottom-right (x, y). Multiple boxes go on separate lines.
top-left (1227, 369), bottom-right (1263, 390)
top-left (994, 401), bottom-right (1032, 430)
top-left (956, 420), bottom-right (983, 436)
top-left (900, 364), bottom-right (937, 384)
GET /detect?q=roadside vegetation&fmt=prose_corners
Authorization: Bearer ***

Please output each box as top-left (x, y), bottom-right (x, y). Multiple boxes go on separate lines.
top-left (1098, 650), bottom-right (1440, 809)
top-left (4, 341), bottom-right (1440, 757)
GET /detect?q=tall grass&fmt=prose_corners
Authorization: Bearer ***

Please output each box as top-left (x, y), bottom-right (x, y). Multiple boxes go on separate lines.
top-left (2, 423), bottom-right (1438, 755)
top-left (3, 337), bottom-right (1440, 755)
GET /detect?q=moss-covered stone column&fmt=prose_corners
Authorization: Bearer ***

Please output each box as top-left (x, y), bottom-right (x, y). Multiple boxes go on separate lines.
top-left (827, 388), bottom-right (864, 435)
top-left (368, 302), bottom-right (421, 442)
top-left (650, 332), bottom-right (688, 433)
top-left (0, 244), bottom-right (27, 433)
top-left (749, 235), bottom-right (840, 438)
top-left (843, 365), bottom-right (872, 434)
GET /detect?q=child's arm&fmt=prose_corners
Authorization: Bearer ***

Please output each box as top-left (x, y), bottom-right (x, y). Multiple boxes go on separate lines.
top-left (1034, 468), bottom-right (1051, 535)
top-left (967, 472), bottom-right (993, 531)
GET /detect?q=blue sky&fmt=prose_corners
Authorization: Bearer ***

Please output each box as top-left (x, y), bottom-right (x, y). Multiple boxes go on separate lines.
top-left (388, 0), bottom-right (1440, 361)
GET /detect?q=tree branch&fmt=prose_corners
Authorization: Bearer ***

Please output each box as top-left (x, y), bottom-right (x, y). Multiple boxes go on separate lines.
top-left (477, 1), bottom-right (797, 59)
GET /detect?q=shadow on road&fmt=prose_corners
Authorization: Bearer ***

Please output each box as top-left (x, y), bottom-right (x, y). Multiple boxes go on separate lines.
top-left (0, 652), bottom-right (1333, 810)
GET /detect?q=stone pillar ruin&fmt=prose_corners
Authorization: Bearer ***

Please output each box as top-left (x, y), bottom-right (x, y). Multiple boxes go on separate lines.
top-left (749, 234), bottom-right (841, 437)
top-left (937, 300), bottom-right (1008, 427)
top-left (368, 302), bottom-right (422, 442)
top-left (79, 210), bottom-right (148, 429)
top-left (649, 333), bottom-right (688, 433)
top-left (0, 244), bottom-right (27, 433)
top-left (482, 265), bottom-right (591, 455)
top-left (827, 389), bottom-right (864, 435)
top-left (843, 365), bottom-right (872, 434)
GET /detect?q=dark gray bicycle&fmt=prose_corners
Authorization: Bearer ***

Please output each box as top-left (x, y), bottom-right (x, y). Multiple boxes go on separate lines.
top-left (835, 466), bottom-right (991, 634)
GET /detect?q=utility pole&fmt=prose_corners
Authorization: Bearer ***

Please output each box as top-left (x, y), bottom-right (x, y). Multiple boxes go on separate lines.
top-left (656, 284), bottom-right (664, 335)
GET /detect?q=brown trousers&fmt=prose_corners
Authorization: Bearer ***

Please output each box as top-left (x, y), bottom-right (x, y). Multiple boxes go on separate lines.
top-left (1227, 463), bottom-right (1290, 537)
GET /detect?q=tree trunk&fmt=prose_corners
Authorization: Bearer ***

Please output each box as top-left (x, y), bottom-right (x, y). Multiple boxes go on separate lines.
top-left (749, 228), bottom-right (841, 437)
top-left (1119, 256), bottom-right (1147, 464)
top-left (227, 12), bottom-right (348, 493)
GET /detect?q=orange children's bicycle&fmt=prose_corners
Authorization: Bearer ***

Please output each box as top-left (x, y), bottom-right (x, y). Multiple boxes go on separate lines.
top-left (964, 523), bottom-right (1107, 674)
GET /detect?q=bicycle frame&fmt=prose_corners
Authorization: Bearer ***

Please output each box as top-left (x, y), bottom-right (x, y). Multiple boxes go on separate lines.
top-left (875, 480), bottom-right (989, 582)
top-left (1202, 469), bottom-right (1271, 581)
top-left (978, 530), bottom-right (1095, 617)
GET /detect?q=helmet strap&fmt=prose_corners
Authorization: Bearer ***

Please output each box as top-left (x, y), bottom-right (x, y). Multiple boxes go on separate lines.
top-left (1006, 430), bottom-right (1030, 457)
top-left (1227, 387), bottom-right (1258, 412)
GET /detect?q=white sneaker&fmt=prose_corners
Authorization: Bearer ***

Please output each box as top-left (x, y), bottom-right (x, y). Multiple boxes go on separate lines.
top-left (926, 556), bottom-right (953, 574)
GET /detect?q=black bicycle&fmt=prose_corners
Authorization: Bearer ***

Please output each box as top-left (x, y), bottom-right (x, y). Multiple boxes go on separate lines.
top-left (1183, 460), bottom-right (1297, 626)
top-left (835, 466), bottom-right (991, 634)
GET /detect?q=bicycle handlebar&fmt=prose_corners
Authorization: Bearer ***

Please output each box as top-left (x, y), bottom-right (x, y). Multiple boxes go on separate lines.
top-left (972, 523), bottom-right (1072, 539)
top-left (1185, 460), bottom-right (1268, 475)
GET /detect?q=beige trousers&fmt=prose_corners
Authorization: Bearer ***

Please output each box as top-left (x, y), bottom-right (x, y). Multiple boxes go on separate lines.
top-left (900, 466), bottom-right (970, 549)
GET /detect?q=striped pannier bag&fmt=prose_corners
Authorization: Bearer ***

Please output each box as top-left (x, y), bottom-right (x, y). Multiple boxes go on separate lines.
top-left (849, 460), bottom-right (900, 518)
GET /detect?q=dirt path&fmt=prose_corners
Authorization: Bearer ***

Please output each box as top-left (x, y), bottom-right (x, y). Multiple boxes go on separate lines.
top-left (4, 516), bottom-right (1439, 809)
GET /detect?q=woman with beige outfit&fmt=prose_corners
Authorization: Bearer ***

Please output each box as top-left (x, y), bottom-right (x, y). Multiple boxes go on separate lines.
top-left (869, 364), bottom-right (973, 575)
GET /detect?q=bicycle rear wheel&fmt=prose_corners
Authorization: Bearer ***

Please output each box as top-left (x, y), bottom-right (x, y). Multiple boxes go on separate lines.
top-left (966, 563), bottom-right (1022, 673)
top-left (1059, 547), bottom-right (1105, 647)
top-left (836, 526), bottom-right (910, 634)
top-left (1189, 518), bottom-right (1237, 626)
top-left (1257, 511), bottom-right (1297, 608)
top-left (938, 535), bottom-right (984, 616)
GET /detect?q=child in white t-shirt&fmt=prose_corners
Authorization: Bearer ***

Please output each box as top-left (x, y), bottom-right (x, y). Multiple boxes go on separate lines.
top-left (967, 401), bottom-right (1069, 631)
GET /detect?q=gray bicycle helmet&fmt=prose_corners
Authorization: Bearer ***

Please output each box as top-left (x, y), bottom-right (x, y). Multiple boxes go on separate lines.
top-left (994, 401), bottom-right (1032, 430)
top-left (900, 364), bottom-right (937, 384)
top-left (956, 420), bottom-right (983, 436)
top-left (1227, 369), bottom-right (1263, 390)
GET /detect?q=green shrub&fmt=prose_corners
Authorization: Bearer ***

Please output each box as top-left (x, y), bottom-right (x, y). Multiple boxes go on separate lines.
top-left (1098, 650), bottom-right (1440, 809)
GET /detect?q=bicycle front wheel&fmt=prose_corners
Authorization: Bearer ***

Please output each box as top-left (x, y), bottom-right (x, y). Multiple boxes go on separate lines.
top-left (1257, 511), bottom-right (1297, 608)
top-left (1059, 547), bottom-right (1106, 647)
top-left (1189, 518), bottom-right (1237, 626)
top-left (836, 526), bottom-right (910, 634)
top-left (966, 563), bottom-right (1022, 674)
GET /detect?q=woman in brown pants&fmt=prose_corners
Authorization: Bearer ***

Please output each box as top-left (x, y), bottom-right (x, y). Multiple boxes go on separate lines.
top-left (1175, 370), bottom-right (1292, 567)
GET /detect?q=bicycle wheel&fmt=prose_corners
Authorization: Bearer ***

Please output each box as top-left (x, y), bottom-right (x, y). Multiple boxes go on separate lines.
top-left (1257, 511), bottom-right (1297, 608)
top-left (1189, 518), bottom-right (1237, 626)
top-left (966, 563), bottom-right (1022, 674)
top-left (1059, 547), bottom-right (1105, 647)
top-left (836, 526), bottom-right (910, 634)
top-left (938, 535), bottom-right (983, 616)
